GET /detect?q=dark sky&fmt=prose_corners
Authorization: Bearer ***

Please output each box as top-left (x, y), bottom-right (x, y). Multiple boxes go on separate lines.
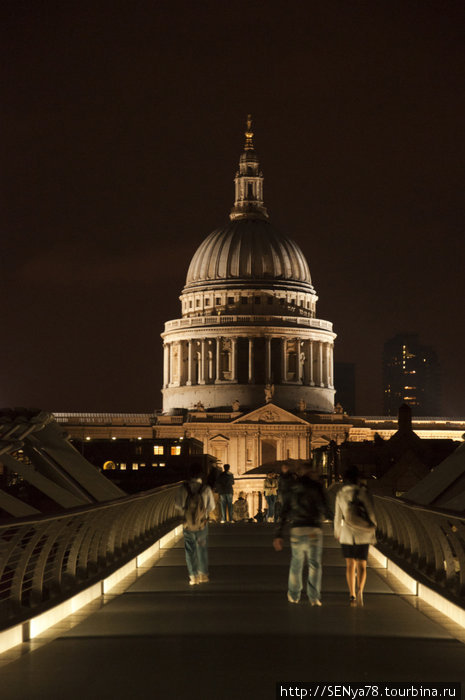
top-left (2, 1), bottom-right (465, 416)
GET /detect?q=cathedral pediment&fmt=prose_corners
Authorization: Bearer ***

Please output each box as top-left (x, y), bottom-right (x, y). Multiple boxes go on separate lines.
top-left (231, 403), bottom-right (309, 425)
top-left (210, 434), bottom-right (230, 442)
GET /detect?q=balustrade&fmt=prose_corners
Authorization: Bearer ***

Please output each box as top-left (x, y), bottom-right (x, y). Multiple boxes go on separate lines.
top-left (0, 484), bottom-right (180, 628)
top-left (374, 495), bottom-right (465, 600)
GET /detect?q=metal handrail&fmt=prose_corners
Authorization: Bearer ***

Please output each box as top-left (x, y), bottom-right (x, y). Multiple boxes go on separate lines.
top-left (0, 483), bottom-right (181, 629)
top-left (373, 495), bottom-right (465, 600)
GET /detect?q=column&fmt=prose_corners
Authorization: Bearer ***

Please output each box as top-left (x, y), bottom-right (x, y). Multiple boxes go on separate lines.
top-left (248, 338), bottom-right (254, 383)
top-left (169, 343), bottom-right (173, 386)
top-left (199, 339), bottom-right (206, 384)
top-left (231, 338), bottom-right (237, 382)
top-left (318, 342), bottom-right (324, 387)
top-left (329, 343), bottom-right (334, 388)
top-left (178, 341), bottom-right (183, 385)
top-left (298, 340), bottom-right (304, 383)
top-left (163, 343), bottom-right (169, 388)
top-left (187, 340), bottom-right (193, 385)
top-left (308, 340), bottom-right (314, 385)
top-left (208, 345), bottom-right (213, 381)
top-left (265, 337), bottom-right (271, 383)
top-left (215, 337), bottom-right (221, 382)
top-left (281, 338), bottom-right (287, 383)
top-left (325, 343), bottom-right (331, 388)
top-left (294, 337), bottom-right (300, 383)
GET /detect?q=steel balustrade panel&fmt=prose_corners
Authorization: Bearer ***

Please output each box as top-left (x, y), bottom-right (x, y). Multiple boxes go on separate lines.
top-left (0, 484), bottom-right (180, 629)
top-left (374, 495), bottom-right (465, 603)
top-left (55, 518), bottom-right (85, 589)
top-left (450, 521), bottom-right (465, 594)
top-left (74, 512), bottom-right (102, 578)
top-left (32, 520), bottom-right (74, 604)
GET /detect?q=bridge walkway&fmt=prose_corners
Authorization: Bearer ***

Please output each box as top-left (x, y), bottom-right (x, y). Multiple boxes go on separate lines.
top-left (2, 523), bottom-right (465, 700)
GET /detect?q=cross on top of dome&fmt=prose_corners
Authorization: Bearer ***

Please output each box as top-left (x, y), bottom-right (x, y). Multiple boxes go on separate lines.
top-left (244, 114), bottom-right (254, 151)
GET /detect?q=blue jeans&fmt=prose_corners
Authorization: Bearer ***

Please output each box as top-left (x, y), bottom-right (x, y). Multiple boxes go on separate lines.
top-left (288, 529), bottom-right (323, 603)
top-left (265, 495), bottom-right (277, 520)
top-left (183, 525), bottom-right (209, 576)
top-left (219, 494), bottom-right (233, 521)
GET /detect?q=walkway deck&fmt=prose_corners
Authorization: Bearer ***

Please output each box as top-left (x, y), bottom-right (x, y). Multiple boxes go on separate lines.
top-left (2, 523), bottom-right (465, 700)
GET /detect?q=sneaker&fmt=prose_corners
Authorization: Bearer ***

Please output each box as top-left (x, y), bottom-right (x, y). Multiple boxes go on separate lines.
top-left (189, 575), bottom-right (199, 585)
top-left (311, 600), bottom-right (322, 607)
top-left (287, 593), bottom-right (299, 604)
top-left (198, 573), bottom-right (209, 583)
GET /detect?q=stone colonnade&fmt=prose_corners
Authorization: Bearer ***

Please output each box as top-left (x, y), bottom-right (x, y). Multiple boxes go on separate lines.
top-left (163, 336), bottom-right (334, 389)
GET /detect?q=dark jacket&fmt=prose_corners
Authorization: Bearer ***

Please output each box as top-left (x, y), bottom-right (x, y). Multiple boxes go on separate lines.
top-left (215, 470), bottom-right (235, 495)
top-left (275, 475), bottom-right (332, 537)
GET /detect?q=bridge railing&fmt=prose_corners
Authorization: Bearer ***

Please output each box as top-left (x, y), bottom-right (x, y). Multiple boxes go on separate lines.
top-left (374, 495), bottom-right (465, 600)
top-left (0, 483), bottom-right (181, 629)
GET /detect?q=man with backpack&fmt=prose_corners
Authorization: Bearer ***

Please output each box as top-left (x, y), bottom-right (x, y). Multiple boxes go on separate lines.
top-left (214, 463), bottom-right (235, 523)
top-left (273, 463), bottom-right (332, 606)
top-left (175, 463), bottom-right (216, 585)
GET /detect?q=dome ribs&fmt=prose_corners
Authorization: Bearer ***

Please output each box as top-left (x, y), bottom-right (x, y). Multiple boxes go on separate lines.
top-left (184, 219), bottom-right (314, 292)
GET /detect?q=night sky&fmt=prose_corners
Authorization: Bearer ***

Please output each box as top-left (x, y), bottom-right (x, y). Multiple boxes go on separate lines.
top-left (2, 1), bottom-right (465, 416)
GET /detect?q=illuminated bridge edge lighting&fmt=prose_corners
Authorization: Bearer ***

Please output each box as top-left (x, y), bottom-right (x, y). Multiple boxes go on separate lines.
top-left (0, 524), bottom-right (183, 655)
top-left (370, 545), bottom-right (465, 630)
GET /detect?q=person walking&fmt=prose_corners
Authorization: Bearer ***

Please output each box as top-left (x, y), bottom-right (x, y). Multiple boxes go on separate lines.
top-left (175, 463), bottom-right (216, 585)
top-left (264, 472), bottom-right (279, 522)
top-left (215, 463), bottom-right (235, 523)
top-left (273, 463), bottom-right (332, 606)
top-left (334, 465), bottom-right (377, 606)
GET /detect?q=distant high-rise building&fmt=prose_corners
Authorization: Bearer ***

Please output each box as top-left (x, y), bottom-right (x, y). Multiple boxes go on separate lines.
top-left (383, 334), bottom-right (441, 417)
top-left (334, 362), bottom-right (356, 415)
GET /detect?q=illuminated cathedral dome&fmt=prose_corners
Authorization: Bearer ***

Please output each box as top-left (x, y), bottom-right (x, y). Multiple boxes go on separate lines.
top-left (184, 115), bottom-right (313, 296)
top-left (162, 116), bottom-right (336, 415)
top-left (184, 218), bottom-right (313, 293)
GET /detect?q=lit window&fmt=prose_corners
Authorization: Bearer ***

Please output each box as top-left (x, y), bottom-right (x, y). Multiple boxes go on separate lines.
top-left (153, 445), bottom-right (164, 455)
top-left (140, 463), bottom-right (146, 467)
top-left (111, 437), bottom-right (116, 441)
top-left (159, 462), bottom-right (166, 467)
top-left (152, 463), bottom-right (157, 467)
top-left (132, 463), bottom-right (139, 470)
top-left (85, 437), bottom-right (91, 441)
top-left (171, 445), bottom-right (181, 456)
top-left (120, 463), bottom-right (126, 470)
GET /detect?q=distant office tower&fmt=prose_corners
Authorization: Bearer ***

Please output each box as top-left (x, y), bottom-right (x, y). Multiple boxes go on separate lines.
top-left (383, 334), bottom-right (441, 416)
top-left (334, 362), bottom-right (356, 415)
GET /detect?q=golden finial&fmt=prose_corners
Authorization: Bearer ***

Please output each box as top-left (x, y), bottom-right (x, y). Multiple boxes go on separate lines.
top-left (244, 114), bottom-right (254, 150)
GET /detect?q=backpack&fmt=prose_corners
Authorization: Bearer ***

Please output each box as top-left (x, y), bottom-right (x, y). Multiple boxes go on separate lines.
top-left (345, 488), bottom-right (375, 531)
top-left (183, 483), bottom-right (207, 531)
